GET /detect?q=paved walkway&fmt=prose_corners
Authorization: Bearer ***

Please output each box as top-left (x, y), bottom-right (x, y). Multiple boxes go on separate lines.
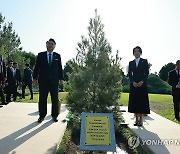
top-left (1, 104), bottom-right (179, 154)
top-left (121, 106), bottom-right (180, 154)
top-left (0, 103), bottom-right (68, 154)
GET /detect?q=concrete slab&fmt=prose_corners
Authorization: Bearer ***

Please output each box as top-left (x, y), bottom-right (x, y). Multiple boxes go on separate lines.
top-left (121, 106), bottom-right (180, 154)
top-left (0, 103), bottom-right (68, 154)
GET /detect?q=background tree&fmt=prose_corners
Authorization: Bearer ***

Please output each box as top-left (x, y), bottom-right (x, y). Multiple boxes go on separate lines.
top-left (147, 74), bottom-right (171, 94)
top-left (0, 13), bottom-right (35, 73)
top-left (159, 62), bottom-right (175, 81)
top-left (0, 13), bottom-right (21, 61)
top-left (63, 59), bottom-right (79, 92)
top-left (0, 13), bottom-right (5, 29)
top-left (63, 59), bottom-right (78, 81)
top-left (122, 75), bottom-right (130, 93)
top-left (148, 62), bottom-right (152, 71)
top-left (21, 51), bottom-right (36, 68)
top-left (67, 11), bottom-right (123, 124)
top-left (0, 21), bottom-right (21, 60)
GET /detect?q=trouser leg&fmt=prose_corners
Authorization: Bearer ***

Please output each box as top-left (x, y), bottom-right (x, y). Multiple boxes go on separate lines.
top-left (22, 84), bottom-right (26, 98)
top-left (50, 84), bottom-right (59, 118)
top-left (6, 85), bottom-right (12, 102)
top-left (39, 84), bottom-right (49, 118)
top-left (13, 83), bottom-right (17, 101)
top-left (28, 83), bottom-right (33, 99)
top-left (0, 87), bottom-right (5, 103)
top-left (173, 95), bottom-right (180, 120)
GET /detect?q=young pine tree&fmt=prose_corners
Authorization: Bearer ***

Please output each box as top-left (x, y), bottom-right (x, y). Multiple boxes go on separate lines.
top-left (67, 11), bottom-right (123, 119)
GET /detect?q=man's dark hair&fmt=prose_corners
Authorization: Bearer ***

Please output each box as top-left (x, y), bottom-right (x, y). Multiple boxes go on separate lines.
top-left (25, 63), bottom-right (30, 67)
top-left (133, 46), bottom-right (142, 54)
top-left (176, 60), bottom-right (180, 65)
top-left (13, 62), bottom-right (17, 65)
top-left (49, 38), bottom-right (56, 44)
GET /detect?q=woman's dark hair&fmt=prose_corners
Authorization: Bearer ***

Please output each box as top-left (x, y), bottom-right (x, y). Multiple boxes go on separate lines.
top-left (133, 46), bottom-right (142, 54)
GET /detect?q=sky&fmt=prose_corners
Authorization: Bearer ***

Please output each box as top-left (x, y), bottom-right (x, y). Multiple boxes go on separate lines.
top-left (0, 0), bottom-right (180, 74)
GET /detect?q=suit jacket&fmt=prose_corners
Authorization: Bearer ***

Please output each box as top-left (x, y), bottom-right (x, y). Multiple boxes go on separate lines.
top-left (22, 67), bottom-right (33, 84)
top-left (128, 58), bottom-right (149, 87)
top-left (6, 67), bottom-right (14, 85)
top-left (33, 51), bottom-right (64, 85)
top-left (14, 68), bottom-right (21, 83)
top-left (168, 69), bottom-right (180, 96)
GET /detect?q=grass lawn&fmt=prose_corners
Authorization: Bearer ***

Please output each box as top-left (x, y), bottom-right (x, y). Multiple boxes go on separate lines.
top-left (119, 93), bottom-right (180, 124)
top-left (17, 91), bottom-right (179, 124)
top-left (16, 90), bottom-right (68, 104)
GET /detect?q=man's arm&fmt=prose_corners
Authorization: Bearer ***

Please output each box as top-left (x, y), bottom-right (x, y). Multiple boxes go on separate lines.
top-left (168, 71), bottom-right (176, 88)
top-left (58, 54), bottom-right (64, 81)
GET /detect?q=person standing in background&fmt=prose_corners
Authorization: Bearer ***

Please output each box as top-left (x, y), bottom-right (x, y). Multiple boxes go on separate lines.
top-left (168, 60), bottom-right (180, 122)
top-left (33, 38), bottom-right (64, 123)
top-left (128, 46), bottom-right (150, 126)
top-left (12, 62), bottom-right (21, 101)
top-left (6, 60), bottom-right (14, 103)
top-left (0, 54), bottom-right (7, 105)
top-left (22, 63), bottom-right (33, 100)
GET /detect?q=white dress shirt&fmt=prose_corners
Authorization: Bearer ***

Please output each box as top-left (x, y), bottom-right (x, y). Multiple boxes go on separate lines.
top-left (12, 68), bottom-right (16, 77)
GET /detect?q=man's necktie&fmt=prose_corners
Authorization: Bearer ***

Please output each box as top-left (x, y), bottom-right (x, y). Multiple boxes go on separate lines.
top-left (48, 53), bottom-right (52, 65)
top-left (136, 59), bottom-right (139, 67)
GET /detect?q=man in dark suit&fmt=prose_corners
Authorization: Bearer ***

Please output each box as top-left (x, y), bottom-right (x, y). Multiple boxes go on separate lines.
top-left (6, 60), bottom-right (14, 103)
top-left (168, 60), bottom-right (180, 122)
top-left (0, 54), bottom-right (7, 105)
top-left (22, 63), bottom-right (33, 100)
top-left (12, 62), bottom-right (22, 101)
top-left (33, 38), bottom-right (64, 123)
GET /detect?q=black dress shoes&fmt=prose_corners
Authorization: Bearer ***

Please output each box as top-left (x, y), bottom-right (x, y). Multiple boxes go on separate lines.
top-left (138, 123), bottom-right (143, 127)
top-left (175, 118), bottom-right (180, 122)
top-left (134, 121), bottom-right (143, 126)
top-left (38, 117), bottom-right (44, 123)
top-left (134, 122), bottom-right (138, 126)
top-left (53, 117), bottom-right (58, 122)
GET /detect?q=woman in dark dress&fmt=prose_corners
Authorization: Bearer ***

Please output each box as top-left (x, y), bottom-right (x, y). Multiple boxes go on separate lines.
top-left (128, 46), bottom-right (150, 126)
